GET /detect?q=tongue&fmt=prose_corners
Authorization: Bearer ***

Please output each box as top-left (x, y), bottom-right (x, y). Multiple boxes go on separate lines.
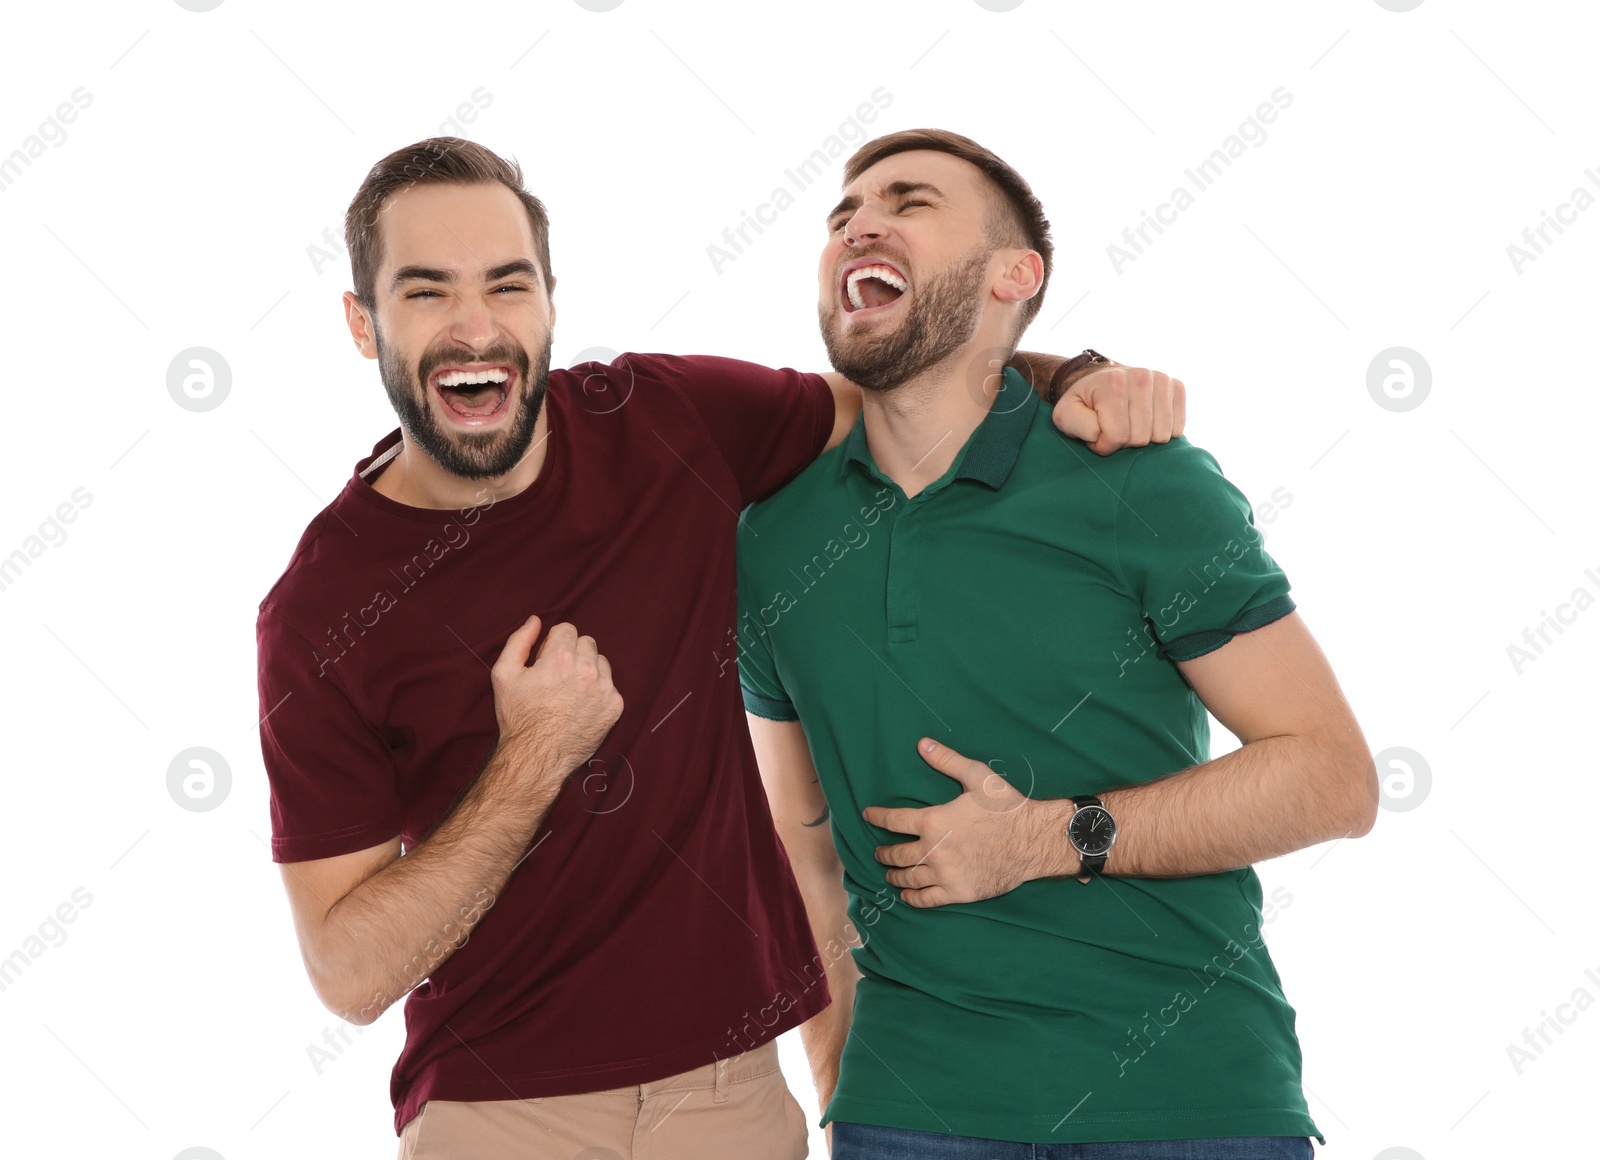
top-left (443, 385), bottom-right (503, 416)
top-left (858, 276), bottom-right (903, 309)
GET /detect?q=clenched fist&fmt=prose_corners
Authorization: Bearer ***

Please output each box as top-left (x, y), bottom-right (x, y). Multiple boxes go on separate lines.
top-left (491, 615), bottom-right (624, 781)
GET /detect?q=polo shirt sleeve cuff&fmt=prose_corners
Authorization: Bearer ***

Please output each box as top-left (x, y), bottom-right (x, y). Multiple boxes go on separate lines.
top-left (1156, 594), bottom-right (1296, 662)
top-left (741, 684), bottom-right (799, 722)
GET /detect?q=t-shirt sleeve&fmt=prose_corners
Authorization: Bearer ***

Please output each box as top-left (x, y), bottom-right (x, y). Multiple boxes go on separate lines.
top-left (735, 536), bottom-right (800, 722)
top-left (256, 608), bottom-right (403, 863)
top-left (636, 353), bottom-right (836, 508)
top-left (1114, 439), bottom-right (1295, 662)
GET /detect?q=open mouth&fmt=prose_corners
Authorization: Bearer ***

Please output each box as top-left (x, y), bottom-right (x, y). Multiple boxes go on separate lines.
top-left (841, 261), bottom-right (908, 315)
top-left (431, 365), bottom-right (514, 422)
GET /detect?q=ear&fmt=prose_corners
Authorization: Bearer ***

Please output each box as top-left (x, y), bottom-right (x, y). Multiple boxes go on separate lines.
top-left (992, 249), bottom-right (1043, 307)
top-left (343, 290), bottom-right (379, 361)
top-left (546, 274), bottom-right (558, 329)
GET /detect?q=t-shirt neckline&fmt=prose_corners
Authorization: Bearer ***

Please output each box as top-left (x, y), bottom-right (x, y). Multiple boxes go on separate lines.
top-left (345, 382), bottom-right (563, 525)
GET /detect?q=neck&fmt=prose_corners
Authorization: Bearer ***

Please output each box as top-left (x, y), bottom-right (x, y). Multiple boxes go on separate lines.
top-left (371, 405), bottom-right (550, 510)
top-left (861, 344), bottom-right (1004, 498)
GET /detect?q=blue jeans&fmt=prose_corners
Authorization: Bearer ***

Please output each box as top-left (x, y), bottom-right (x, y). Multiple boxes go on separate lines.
top-left (832, 1121), bottom-right (1314, 1160)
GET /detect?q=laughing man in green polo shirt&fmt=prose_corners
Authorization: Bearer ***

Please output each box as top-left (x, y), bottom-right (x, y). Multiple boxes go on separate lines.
top-left (736, 130), bottom-right (1377, 1159)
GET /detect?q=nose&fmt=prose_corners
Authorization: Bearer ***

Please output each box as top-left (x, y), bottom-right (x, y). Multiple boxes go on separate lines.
top-left (842, 203), bottom-right (888, 249)
top-left (448, 294), bottom-right (500, 350)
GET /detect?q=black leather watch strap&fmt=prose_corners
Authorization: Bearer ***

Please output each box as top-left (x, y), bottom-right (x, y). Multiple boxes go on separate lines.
top-left (1069, 794), bottom-right (1111, 878)
top-left (1045, 349), bottom-right (1112, 405)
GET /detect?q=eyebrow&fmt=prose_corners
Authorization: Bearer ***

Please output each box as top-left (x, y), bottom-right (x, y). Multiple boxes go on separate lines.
top-left (826, 181), bottom-right (946, 224)
top-left (389, 258), bottom-right (541, 292)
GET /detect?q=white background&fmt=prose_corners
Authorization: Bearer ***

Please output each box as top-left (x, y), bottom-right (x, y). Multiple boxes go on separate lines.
top-left (0, 1), bottom-right (1595, 1157)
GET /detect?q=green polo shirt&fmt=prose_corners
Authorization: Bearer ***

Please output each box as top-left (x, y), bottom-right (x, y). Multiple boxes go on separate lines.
top-left (735, 367), bottom-right (1322, 1146)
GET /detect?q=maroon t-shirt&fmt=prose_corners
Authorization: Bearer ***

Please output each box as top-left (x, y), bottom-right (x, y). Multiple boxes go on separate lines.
top-left (255, 353), bottom-right (836, 1135)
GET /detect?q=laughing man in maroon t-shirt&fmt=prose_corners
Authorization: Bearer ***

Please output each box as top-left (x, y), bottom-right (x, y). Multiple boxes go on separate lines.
top-left (256, 136), bottom-right (1186, 1159)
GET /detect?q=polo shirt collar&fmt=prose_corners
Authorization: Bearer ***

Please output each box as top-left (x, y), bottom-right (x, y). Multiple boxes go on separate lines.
top-left (837, 364), bottom-right (1039, 491)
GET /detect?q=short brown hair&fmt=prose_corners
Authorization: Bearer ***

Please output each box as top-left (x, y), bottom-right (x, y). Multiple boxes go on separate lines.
top-left (843, 129), bottom-right (1053, 339)
top-left (345, 136), bottom-right (554, 310)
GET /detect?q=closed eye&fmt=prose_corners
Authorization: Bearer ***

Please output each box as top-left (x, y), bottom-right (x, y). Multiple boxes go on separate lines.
top-left (406, 284), bottom-right (529, 299)
top-left (828, 200), bottom-right (930, 234)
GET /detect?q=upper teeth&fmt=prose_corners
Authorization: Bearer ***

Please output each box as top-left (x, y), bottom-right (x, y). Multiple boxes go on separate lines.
top-left (846, 265), bottom-right (908, 310)
top-left (437, 368), bottom-right (510, 388)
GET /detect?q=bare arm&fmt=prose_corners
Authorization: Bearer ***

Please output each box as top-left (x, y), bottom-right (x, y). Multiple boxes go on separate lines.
top-left (819, 373), bottom-right (865, 453)
top-left (747, 713), bottom-right (861, 1112)
top-left (815, 353), bottom-right (1184, 456)
top-left (868, 613), bottom-right (1377, 904)
top-left (1049, 610), bottom-right (1378, 878)
top-left (281, 732), bottom-right (556, 1025)
top-left (1008, 349), bottom-right (1119, 398)
top-left (278, 617), bottom-right (623, 1023)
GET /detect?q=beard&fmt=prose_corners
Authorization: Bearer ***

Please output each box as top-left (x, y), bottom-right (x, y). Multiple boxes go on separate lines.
top-left (375, 323), bottom-right (551, 481)
top-left (818, 245), bottom-right (990, 394)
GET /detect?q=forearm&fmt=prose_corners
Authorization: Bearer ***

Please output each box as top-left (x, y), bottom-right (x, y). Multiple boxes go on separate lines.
top-left (1032, 734), bottom-right (1374, 880)
top-left (790, 857), bottom-right (862, 1109)
top-left (825, 350), bottom-right (1125, 452)
top-left (323, 735), bottom-right (564, 1022)
top-left (822, 376), bottom-right (864, 452)
top-left (746, 711), bottom-right (862, 1104)
top-left (1010, 349), bottom-right (1122, 402)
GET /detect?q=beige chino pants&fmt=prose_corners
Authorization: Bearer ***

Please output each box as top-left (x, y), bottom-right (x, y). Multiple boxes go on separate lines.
top-left (397, 1039), bottom-right (809, 1160)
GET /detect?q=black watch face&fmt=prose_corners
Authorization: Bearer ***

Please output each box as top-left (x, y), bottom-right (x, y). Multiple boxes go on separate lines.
top-left (1070, 805), bottom-right (1115, 856)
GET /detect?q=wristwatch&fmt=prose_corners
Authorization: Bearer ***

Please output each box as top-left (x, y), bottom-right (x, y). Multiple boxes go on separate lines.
top-left (1067, 795), bottom-right (1117, 879)
top-left (1045, 349), bottom-right (1112, 405)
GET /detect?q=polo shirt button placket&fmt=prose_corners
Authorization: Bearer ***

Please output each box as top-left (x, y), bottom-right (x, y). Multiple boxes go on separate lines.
top-left (886, 497), bottom-right (920, 645)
